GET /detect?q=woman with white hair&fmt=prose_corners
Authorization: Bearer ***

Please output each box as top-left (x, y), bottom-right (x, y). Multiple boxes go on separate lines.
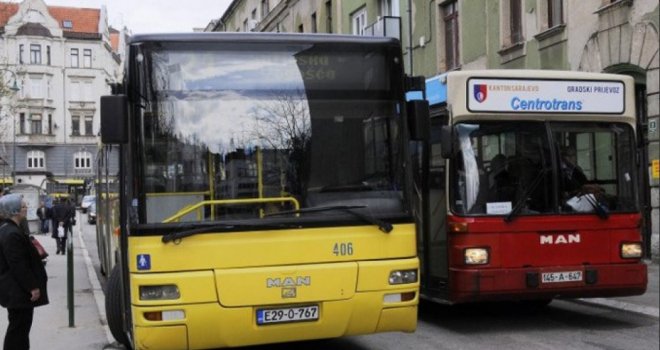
top-left (0, 193), bottom-right (49, 350)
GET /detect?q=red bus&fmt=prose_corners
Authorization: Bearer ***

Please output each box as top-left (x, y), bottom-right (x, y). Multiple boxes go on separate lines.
top-left (416, 70), bottom-right (647, 305)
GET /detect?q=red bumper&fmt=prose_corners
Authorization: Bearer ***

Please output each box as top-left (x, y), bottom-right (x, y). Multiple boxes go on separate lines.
top-left (449, 263), bottom-right (648, 303)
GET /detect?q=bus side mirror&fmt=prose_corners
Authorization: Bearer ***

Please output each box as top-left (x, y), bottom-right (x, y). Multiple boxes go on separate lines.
top-left (440, 125), bottom-right (453, 159)
top-left (101, 95), bottom-right (128, 144)
top-left (407, 100), bottom-right (430, 141)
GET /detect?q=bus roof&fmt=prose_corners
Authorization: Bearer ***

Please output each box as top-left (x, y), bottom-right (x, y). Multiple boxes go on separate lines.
top-left (426, 70), bottom-right (636, 125)
top-left (128, 32), bottom-right (401, 47)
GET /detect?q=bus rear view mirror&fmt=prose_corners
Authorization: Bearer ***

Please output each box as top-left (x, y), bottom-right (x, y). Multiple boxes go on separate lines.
top-left (407, 100), bottom-right (430, 141)
top-left (101, 95), bottom-right (128, 144)
top-left (440, 125), bottom-right (453, 159)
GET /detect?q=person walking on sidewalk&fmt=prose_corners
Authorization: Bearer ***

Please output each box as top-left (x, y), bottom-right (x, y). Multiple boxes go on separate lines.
top-left (0, 194), bottom-right (49, 350)
top-left (35, 202), bottom-right (49, 235)
top-left (50, 198), bottom-right (75, 255)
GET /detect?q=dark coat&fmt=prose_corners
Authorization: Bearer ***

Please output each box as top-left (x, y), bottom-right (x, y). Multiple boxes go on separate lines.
top-left (51, 202), bottom-right (75, 239)
top-left (0, 219), bottom-right (49, 309)
top-left (36, 206), bottom-right (48, 221)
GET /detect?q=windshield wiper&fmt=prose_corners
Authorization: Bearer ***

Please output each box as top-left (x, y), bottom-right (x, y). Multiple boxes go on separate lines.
top-left (504, 168), bottom-right (548, 223)
top-left (320, 183), bottom-right (373, 192)
top-left (580, 192), bottom-right (610, 220)
top-left (264, 205), bottom-right (393, 233)
top-left (162, 222), bottom-right (295, 243)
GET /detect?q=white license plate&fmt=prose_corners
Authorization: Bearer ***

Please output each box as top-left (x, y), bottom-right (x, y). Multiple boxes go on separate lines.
top-left (256, 305), bottom-right (319, 325)
top-left (541, 271), bottom-right (583, 283)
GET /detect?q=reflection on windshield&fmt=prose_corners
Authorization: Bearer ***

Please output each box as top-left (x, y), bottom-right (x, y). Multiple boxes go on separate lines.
top-left (451, 121), bottom-right (637, 216)
top-left (135, 43), bottom-right (405, 225)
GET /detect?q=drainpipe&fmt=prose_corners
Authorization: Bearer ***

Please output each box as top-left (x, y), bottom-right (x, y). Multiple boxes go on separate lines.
top-left (407, 0), bottom-right (414, 75)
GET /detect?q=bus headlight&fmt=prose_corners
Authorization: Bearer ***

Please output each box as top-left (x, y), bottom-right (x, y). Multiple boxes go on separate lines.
top-left (139, 285), bottom-right (180, 300)
top-left (621, 243), bottom-right (642, 259)
top-left (389, 269), bottom-right (418, 285)
top-left (464, 248), bottom-right (489, 265)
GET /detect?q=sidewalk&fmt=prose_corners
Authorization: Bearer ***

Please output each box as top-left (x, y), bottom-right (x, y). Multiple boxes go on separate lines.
top-left (0, 221), bottom-right (112, 350)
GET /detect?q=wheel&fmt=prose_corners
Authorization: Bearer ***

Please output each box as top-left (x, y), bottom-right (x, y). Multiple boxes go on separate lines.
top-left (106, 266), bottom-right (131, 348)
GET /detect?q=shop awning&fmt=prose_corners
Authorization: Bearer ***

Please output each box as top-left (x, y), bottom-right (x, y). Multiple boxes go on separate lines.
top-left (59, 179), bottom-right (85, 185)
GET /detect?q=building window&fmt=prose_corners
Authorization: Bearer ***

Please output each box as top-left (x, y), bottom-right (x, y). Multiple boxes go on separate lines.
top-left (48, 114), bottom-right (53, 134)
top-left (84, 116), bottom-right (93, 135)
top-left (83, 49), bottom-right (92, 68)
top-left (63, 20), bottom-right (73, 29)
top-left (326, 1), bottom-right (333, 32)
top-left (19, 113), bottom-right (26, 134)
top-left (30, 77), bottom-right (44, 99)
top-left (261, 0), bottom-right (269, 18)
top-left (298, 24), bottom-right (304, 33)
top-left (27, 150), bottom-right (45, 169)
top-left (29, 114), bottom-right (42, 134)
top-left (547, 0), bottom-right (563, 28)
top-left (47, 46), bottom-right (51, 65)
top-left (443, 1), bottom-right (460, 70)
top-left (71, 48), bottom-right (79, 67)
top-left (74, 151), bottom-right (92, 170)
top-left (351, 7), bottom-right (367, 36)
top-left (71, 115), bottom-right (80, 136)
top-left (510, 0), bottom-right (523, 44)
top-left (251, 9), bottom-right (257, 20)
top-left (19, 44), bottom-right (24, 64)
top-left (30, 44), bottom-right (41, 64)
top-left (311, 13), bottom-right (317, 33)
top-left (243, 19), bottom-right (248, 32)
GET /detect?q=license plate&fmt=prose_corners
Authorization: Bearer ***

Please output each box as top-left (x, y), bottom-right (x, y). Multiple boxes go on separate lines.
top-left (256, 305), bottom-right (319, 325)
top-left (541, 271), bottom-right (583, 283)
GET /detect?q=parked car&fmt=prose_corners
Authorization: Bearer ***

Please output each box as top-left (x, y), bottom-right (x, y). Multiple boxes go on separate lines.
top-left (80, 195), bottom-right (95, 213)
top-left (87, 201), bottom-right (97, 225)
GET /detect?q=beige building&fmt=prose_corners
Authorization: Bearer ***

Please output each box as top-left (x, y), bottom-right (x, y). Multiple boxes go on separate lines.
top-left (0, 0), bottom-right (124, 203)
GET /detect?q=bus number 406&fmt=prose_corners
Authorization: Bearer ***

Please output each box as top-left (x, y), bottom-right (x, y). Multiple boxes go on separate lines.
top-left (333, 243), bottom-right (354, 256)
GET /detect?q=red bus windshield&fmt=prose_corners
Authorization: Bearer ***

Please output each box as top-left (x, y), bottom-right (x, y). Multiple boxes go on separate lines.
top-left (449, 121), bottom-right (638, 217)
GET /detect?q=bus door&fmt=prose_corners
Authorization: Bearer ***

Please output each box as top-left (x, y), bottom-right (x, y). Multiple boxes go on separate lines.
top-left (420, 109), bottom-right (450, 296)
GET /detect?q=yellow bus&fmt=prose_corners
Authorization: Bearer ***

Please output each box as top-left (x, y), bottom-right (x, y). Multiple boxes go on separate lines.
top-left (98, 33), bottom-right (428, 350)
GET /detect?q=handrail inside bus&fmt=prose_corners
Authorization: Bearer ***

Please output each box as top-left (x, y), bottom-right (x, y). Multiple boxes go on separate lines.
top-left (162, 197), bottom-right (301, 223)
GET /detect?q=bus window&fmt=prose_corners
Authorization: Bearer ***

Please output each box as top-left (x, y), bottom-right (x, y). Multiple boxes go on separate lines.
top-left (551, 122), bottom-right (637, 212)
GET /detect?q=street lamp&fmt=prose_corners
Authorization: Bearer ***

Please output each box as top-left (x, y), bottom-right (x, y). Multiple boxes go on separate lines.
top-left (1, 68), bottom-right (20, 93)
top-left (1, 68), bottom-right (21, 185)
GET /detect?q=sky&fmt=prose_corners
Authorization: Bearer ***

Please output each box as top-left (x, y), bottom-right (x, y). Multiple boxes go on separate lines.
top-left (17, 0), bottom-right (233, 33)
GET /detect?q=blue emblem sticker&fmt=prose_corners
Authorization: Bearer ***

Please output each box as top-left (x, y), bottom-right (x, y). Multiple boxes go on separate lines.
top-left (137, 254), bottom-right (151, 270)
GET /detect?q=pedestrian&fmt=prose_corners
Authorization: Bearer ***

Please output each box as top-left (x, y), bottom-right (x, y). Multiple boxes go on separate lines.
top-left (35, 202), bottom-right (49, 235)
top-left (50, 197), bottom-right (74, 255)
top-left (0, 193), bottom-right (49, 350)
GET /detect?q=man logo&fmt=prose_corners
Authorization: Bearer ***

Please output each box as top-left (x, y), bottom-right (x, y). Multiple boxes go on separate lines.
top-left (474, 84), bottom-right (488, 103)
top-left (282, 288), bottom-right (297, 298)
top-left (540, 234), bottom-right (581, 245)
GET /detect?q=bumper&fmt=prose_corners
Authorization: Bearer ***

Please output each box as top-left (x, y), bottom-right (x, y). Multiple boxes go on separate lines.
top-left (449, 263), bottom-right (648, 303)
top-left (131, 289), bottom-right (418, 350)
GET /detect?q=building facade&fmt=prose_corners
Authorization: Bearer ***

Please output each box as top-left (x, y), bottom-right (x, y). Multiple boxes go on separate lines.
top-left (0, 0), bottom-right (123, 202)
top-left (213, 0), bottom-right (659, 259)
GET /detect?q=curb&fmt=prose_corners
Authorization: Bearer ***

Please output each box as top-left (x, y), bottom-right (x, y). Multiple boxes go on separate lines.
top-left (572, 298), bottom-right (660, 319)
top-left (75, 211), bottom-right (116, 345)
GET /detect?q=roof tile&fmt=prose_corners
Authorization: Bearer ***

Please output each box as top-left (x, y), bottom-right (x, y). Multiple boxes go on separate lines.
top-left (0, 2), bottom-right (100, 34)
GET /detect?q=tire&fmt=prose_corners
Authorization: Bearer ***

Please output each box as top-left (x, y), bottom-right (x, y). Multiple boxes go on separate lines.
top-left (106, 266), bottom-right (131, 348)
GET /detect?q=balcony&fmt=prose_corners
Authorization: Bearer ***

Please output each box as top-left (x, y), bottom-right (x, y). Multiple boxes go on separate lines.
top-left (364, 16), bottom-right (401, 41)
top-left (15, 133), bottom-right (57, 145)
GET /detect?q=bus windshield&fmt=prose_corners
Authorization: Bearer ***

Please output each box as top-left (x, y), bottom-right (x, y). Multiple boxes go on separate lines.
top-left (132, 41), bottom-right (407, 225)
top-left (450, 121), bottom-right (637, 216)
